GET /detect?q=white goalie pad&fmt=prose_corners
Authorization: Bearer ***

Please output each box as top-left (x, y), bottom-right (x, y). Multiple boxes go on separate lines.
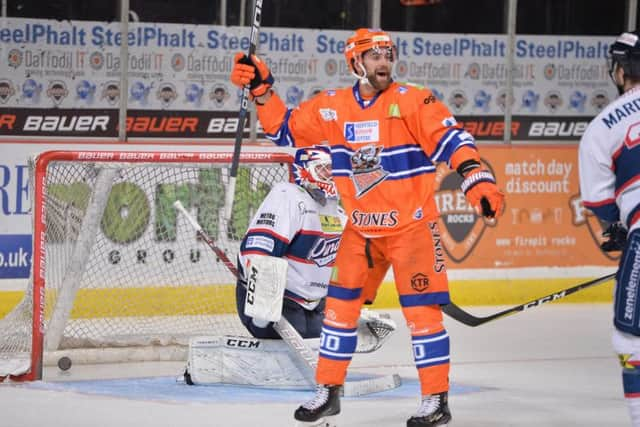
top-left (243, 255), bottom-right (288, 323)
top-left (186, 335), bottom-right (319, 389)
top-left (0, 357), bottom-right (30, 378)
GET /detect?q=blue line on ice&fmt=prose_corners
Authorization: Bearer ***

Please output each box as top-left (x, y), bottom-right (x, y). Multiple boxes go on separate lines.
top-left (23, 377), bottom-right (487, 404)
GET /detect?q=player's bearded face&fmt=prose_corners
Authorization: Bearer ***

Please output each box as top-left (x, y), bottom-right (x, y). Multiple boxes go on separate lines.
top-left (362, 47), bottom-right (395, 91)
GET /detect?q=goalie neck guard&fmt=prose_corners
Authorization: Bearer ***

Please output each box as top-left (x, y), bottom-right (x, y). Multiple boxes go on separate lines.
top-left (293, 146), bottom-right (337, 203)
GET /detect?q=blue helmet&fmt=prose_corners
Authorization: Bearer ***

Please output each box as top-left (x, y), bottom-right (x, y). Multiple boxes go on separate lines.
top-left (293, 146), bottom-right (337, 200)
top-left (609, 31), bottom-right (640, 79)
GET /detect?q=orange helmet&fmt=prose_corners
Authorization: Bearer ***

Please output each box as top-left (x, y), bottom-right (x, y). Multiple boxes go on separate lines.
top-left (344, 28), bottom-right (396, 74)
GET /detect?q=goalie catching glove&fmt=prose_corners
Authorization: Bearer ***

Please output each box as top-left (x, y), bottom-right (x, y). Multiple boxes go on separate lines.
top-left (230, 53), bottom-right (274, 98)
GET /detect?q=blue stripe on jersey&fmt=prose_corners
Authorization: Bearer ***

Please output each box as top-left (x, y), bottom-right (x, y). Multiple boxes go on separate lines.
top-left (327, 285), bottom-right (362, 301)
top-left (319, 324), bottom-right (358, 361)
top-left (264, 109), bottom-right (295, 147)
top-left (412, 330), bottom-right (450, 368)
top-left (627, 203), bottom-right (640, 229)
top-left (399, 292), bottom-right (451, 307)
top-left (330, 144), bottom-right (436, 179)
top-left (240, 231), bottom-right (288, 257)
top-left (287, 232), bottom-right (322, 262)
top-left (431, 128), bottom-right (476, 165)
top-left (585, 201), bottom-right (620, 223)
top-left (615, 146), bottom-right (640, 195)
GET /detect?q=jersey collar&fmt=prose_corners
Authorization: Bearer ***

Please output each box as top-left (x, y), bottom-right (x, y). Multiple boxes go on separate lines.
top-left (352, 81), bottom-right (384, 109)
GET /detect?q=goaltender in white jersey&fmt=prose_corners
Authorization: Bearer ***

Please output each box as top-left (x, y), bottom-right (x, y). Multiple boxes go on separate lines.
top-left (578, 30), bottom-right (640, 427)
top-left (183, 146), bottom-right (395, 388)
top-left (235, 165), bottom-right (342, 338)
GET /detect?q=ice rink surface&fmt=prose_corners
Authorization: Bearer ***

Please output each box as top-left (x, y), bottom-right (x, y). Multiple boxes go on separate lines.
top-left (0, 304), bottom-right (631, 427)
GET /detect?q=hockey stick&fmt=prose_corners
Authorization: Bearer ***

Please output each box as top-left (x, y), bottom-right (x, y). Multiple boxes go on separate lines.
top-left (224, 0), bottom-right (263, 221)
top-left (173, 200), bottom-right (401, 396)
top-left (442, 272), bottom-right (616, 327)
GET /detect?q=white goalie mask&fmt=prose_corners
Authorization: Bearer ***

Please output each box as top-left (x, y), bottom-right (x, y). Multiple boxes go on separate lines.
top-left (292, 146), bottom-right (337, 202)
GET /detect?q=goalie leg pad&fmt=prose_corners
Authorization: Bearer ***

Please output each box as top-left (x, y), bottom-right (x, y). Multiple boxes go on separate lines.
top-left (614, 229), bottom-right (640, 336)
top-left (186, 335), bottom-right (319, 388)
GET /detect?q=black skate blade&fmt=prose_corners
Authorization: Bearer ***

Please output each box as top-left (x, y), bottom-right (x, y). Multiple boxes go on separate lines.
top-left (295, 414), bottom-right (338, 427)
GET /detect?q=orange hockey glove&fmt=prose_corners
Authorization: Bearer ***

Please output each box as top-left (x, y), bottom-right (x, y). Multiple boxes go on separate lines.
top-left (460, 168), bottom-right (505, 219)
top-left (230, 53), bottom-right (274, 98)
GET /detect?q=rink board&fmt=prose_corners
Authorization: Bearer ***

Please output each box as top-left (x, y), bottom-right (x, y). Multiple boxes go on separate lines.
top-left (0, 275), bottom-right (616, 318)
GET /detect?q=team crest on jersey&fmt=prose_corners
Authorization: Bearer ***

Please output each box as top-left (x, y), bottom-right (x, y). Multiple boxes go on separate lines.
top-left (434, 160), bottom-right (497, 262)
top-left (569, 194), bottom-right (621, 261)
top-left (350, 144), bottom-right (389, 198)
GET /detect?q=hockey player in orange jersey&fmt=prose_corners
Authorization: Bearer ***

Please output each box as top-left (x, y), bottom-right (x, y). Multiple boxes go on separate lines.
top-left (231, 28), bottom-right (505, 427)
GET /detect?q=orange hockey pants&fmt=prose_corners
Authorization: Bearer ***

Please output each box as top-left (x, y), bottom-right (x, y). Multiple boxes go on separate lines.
top-left (317, 219), bottom-right (451, 396)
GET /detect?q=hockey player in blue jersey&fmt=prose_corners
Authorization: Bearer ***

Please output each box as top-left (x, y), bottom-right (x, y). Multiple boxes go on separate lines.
top-left (578, 30), bottom-right (640, 427)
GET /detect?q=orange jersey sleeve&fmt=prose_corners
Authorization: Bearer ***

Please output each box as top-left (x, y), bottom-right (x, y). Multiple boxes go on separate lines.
top-left (395, 84), bottom-right (477, 167)
top-left (257, 82), bottom-right (481, 237)
top-left (257, 91), bottom-right (329, 147)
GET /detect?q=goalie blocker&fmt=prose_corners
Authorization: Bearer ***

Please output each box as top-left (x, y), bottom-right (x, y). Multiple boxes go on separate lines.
top-left (242, 254), bottom-right (288, 329)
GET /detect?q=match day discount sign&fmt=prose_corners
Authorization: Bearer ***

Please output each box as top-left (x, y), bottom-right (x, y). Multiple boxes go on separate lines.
top-left (435, 145), bottom-right (618, 269)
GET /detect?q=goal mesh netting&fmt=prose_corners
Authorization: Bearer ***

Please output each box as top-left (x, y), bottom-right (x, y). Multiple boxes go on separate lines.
top-left (0, 149), bottom-right (293, 380)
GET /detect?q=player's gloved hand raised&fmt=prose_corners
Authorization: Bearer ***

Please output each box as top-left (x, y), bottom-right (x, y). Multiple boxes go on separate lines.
top-left (460, 168), bottom-right (505, 219)
top-left (230, 53), bottom-right (274, 98)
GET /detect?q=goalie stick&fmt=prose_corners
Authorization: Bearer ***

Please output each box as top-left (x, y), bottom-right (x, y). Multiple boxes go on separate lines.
top-left (225, 0), bottom-right (263, 221)
top-left (173, 200), bottom-right (401, 396)
top-left (442, 272), bottom-right (616, 327)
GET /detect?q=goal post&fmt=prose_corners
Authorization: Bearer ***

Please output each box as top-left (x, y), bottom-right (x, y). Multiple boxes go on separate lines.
top-left (0, 148), bottom-right (294, 381)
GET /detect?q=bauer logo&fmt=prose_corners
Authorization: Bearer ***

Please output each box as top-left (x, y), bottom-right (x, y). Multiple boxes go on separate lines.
top-left (434, 159), bottom-right (496, 262)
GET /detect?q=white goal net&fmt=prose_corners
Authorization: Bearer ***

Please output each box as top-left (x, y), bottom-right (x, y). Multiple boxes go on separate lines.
top-left (0, 149), bottom-right (294, 381)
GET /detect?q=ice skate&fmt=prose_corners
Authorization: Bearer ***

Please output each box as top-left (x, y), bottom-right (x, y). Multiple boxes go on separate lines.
top-left (294, 384), bottom-right (341, 426)
top-left (407, 392), bottom-right (451, 427)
